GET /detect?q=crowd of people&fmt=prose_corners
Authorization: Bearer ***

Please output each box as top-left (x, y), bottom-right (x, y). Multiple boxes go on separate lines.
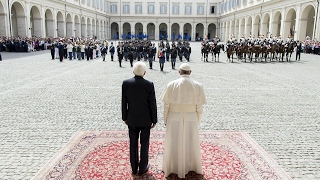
top-left (44, 38), bottom-right (192, 71)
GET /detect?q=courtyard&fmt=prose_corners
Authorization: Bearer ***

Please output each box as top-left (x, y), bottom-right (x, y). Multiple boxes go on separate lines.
top-left (0, 42), bottom-right (319, 179)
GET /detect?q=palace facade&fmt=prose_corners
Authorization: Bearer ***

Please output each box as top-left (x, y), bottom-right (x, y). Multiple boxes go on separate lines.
top-left (0, 0), bottom-right (319, 41)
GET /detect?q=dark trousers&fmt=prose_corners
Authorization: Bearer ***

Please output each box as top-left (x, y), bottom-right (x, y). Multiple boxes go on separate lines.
top-left (129, 55), bottom-right (133, 67)
top-left (81, 52), bottom-right (85, 59)
top-left (51, 51), bottom-right (55, 60)
top-left (77, 52), bottom-right (81, 60)
top-left (59, 53), bottom-right (64, 62)
top-left (296, 51), bottom-right (301, 61)
top-left (128, 125), bottom-right (151, 173)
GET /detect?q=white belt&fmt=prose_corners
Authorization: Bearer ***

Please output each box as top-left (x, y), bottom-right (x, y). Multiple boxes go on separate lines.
top-left (169, 104), bottom-right (196, 112)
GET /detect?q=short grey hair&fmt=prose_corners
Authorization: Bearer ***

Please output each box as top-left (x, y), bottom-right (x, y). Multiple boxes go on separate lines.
top-left (133, 62), bottom-right (147, 76)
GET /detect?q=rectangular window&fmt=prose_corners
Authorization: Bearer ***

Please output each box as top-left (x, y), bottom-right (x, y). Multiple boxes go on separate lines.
top-left (243, 0), bottom-right (247, 5)
top-left (224, 2), bottom-right (227, 11)
top-left (197, 5), bottom-right (204, 15)
top-left (185, 5), bottom-right (192, 15)
top-left (87, 0), bottom-right (91, 6)
top-left (92, 0), bottom-right (95, 7)
top-left (211, 6), bottom-right (216, 14)
top-left (172, 5), bottom-right (179, 14)
top-left (82, 0), bottom-right (85, 4)
top-left (237, 0), bottom-right (241, 6)
top-left (160, 4), bottom-right (167, 14)
top-left (123, 4), bottom-right (130, 14)
top-left (148, 5), bottom-right (155, 14)
top-left (110, 4), bottom-right (117, 13)
top-left (135, 4), bottom-right (142, 14)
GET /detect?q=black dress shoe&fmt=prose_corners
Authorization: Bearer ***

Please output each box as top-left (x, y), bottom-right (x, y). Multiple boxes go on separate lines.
top-left (132, 170), bottom-right (137, 175)
top-left (138, 165), bottom-right (149, 175)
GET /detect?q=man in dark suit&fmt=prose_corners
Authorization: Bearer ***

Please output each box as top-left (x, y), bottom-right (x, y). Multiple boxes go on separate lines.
top-left (122, 61), bottom-right (157, 175)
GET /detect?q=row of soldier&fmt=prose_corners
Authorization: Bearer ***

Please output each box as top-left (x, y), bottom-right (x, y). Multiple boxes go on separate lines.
top-left (48, 39), bottom-right (192, 70)
top-left (110, 40), bottom-right (192, 70)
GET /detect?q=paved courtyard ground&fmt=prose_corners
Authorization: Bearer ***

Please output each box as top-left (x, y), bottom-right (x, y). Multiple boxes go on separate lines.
top-left (0, 42), bottom-right (319, 179)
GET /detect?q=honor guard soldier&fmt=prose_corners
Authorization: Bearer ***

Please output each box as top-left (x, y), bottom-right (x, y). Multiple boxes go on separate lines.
top-left (109, 42), bottom-right (115, 61)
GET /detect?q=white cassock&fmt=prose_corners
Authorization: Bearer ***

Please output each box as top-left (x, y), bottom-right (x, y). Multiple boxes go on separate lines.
top-left (55, 47), bottom-right (59, 59)
top-left (161, 75), bottom-right (207, 178)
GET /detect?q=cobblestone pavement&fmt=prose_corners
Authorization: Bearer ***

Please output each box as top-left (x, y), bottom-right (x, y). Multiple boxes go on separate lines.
top-left (0, 42), bottom-right (319, 180)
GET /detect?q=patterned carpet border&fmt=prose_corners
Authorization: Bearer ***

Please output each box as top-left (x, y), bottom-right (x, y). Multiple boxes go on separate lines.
top-left (32, 131), bottom-right (292, 180)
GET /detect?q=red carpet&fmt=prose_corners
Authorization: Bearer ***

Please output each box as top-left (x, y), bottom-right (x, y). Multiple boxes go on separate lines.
top-left (32, 131), bottom-right (292, 180)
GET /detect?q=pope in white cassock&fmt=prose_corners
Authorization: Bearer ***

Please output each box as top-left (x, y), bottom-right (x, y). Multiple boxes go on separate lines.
top-left (161, 63), bottom-right (207, 178)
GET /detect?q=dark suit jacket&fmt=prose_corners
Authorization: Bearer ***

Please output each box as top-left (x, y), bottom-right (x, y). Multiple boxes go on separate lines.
top-left (122, 76), bottom-right (157, 127)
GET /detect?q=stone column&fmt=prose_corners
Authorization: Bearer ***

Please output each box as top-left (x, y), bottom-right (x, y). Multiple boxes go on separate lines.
top-left (293, 7), bottom-right (300, 40)
top-left (155, 22), bottom-right (159, 41)
top-left (143, 23), bottom-right (147, 40)
top-left (279, 8), bottom-right (285, 38)
top-left (131, 24), bottom-right (135, 40)
top-left (192, 22), bottom-right (196, 41)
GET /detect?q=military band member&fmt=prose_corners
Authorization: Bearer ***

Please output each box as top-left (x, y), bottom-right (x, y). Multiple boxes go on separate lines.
top-left (184, 43), bottom-right (191, 62)
top-left (101, 44), bottom-right (107, 61)
top-left (81, 43), bottom-right (85, 60)
top-left (165, 42), bottom-right (171, 62)
top-left (76, 44), bottom-right (81, 60)
top-left (128, 43), bottom-right (135, 67)
top-left (50, 43), bottom-right (55, 60)
top-left (170, 44), bottom-right (178, 69)
top-left (109, 42), bottom-right (115, 61)
top-left (158, 45), bottom-right (166, 71)
top-left (147, 43), bottom-right (155, 69)
top-left (58, 42), bottom-right (64, 62)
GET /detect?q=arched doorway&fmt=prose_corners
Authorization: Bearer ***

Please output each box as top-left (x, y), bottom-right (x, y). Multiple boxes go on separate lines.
top-left (246, 17), bottom-right (252, 38)
top-left (123, 22), bottom-right (131, 39)
top-left (96, 20), bottom-right (100, 39)
top-left (300, 5), bottom-right (315, 39)
top-left (235, 19), bottom-right (239, 38)
top-left (66, 13), bottom-right (72, 37)
top-left (230, 20), bottom-right (235, 37)
top-left (284, 9), bottom-right (296, 38)
top-left (171, 23), bottom-right (180, 40)
top-left (239, 18), bottom-right (245, 38)
top-left (253, 15), bottom-right (260, 37)
top-left (30, 6), bottom-right (42, 37)
top-left (45, 9), bottom-right (54, 37)
top-left (11, 2), bottom-right (27, 37)
top-left (135, 23), bottom-right (143, 39)
top-left (56, 11), bottom-right (64, 37)
top-left (147, 23), bottom-right (155, 40)
top-left (0, 2), bottom-right (6, 36)
top-left (272, 11), bottom-right (282, 37)
top-left (159, 23), bottom-right (167, 40)
top-left (92, 19), bottom-right (96, 38)
top-left (183, 23), bottom-right (192, 40)
top-left (195, 23), bottom-right (204, 40)
top-left (208, 23), bottom-right (217, 40)
top-left (111, 22), bottom-right (119, 39)
top-left (87, 18), bottom-right (91, 37)
top-left (81, 17), bottom-right (86, 37)
top-left (74, 15), bottom-right (80, 37)
top-left (261, 13), bottom-right (270, 37)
